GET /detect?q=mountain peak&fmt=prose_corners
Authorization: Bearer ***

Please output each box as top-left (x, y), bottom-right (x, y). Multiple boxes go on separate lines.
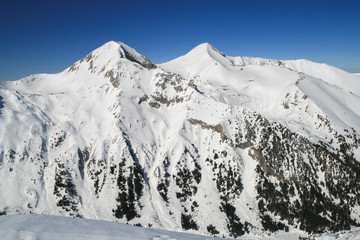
top-left (194, 42), bottom-right (214, 49)
top-left (158, 42), bottom-right (231, 75)
top-left (104, 41), bottom-right (155, 69)
top-left (190, 42), bottom-right (226, 57)
top-left (68, 41), bottom-right (155, 73)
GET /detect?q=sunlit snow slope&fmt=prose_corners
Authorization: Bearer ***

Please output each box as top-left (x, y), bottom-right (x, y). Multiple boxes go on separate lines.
top-left (0, 214), bottom-right (307, 240)
top-left (0, 41), bottom-right (359, 238)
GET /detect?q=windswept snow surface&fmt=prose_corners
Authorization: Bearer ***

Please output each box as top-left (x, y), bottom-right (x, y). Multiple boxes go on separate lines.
top-left (0, 214), bottom-right (305, 240)
top-left (0, 214), bottom-right (224, 240)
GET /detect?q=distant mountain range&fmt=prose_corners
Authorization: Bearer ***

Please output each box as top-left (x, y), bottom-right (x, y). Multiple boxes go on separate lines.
top-left (0, 41), bottom-right (359, 238)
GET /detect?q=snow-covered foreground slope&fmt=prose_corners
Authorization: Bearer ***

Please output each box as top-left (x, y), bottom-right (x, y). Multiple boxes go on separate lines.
top-left (1, 214), bottom-right (357, 240)
top-left (0, 214), bottom-right (306, 240)
top-left (0, 214), bottom-right (225, 240)
top-left (314, 230), bottom-right (360, 240)
top-left (0, 41), bottom-right (359, 238)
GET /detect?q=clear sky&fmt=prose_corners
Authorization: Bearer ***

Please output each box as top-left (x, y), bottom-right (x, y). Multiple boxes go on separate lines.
top-left (0, 0), bottom-right (359, 81)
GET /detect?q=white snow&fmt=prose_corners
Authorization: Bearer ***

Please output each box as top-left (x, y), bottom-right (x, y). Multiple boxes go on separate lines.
top-left (0, 214), bottom-right (306, 240)
top-left (313, 230), bottom-right (360, 240)
top-left (0, 214), bottom-right (224, 240)
top-left (160, 43), bottom-right (360, 141)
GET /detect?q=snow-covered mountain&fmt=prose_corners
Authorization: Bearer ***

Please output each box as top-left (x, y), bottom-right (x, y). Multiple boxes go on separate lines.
top-left (0, 41), bottom-right (359, 238)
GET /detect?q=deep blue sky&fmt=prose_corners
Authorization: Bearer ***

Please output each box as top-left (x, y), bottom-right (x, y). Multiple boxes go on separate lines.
top-left (0, 0), bottom-right (359, 81)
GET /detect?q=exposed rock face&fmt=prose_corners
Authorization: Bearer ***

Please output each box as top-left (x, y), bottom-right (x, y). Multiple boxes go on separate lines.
top-left (0, 41), bottom-right (359, 238)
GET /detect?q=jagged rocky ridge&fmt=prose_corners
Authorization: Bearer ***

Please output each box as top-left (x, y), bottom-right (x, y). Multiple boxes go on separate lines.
top-left (0, 41), bottom-right (359, 238)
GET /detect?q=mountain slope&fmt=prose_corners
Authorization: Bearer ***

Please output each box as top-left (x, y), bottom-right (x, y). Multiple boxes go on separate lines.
top-left (0, 214), bottom-right (307, 240)
top-left (0, 41), bottom-right (359, 238)
top-left (160, 43), bottom-right (360, 138)
top-left (1, 214), bottom-right (355, 240)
